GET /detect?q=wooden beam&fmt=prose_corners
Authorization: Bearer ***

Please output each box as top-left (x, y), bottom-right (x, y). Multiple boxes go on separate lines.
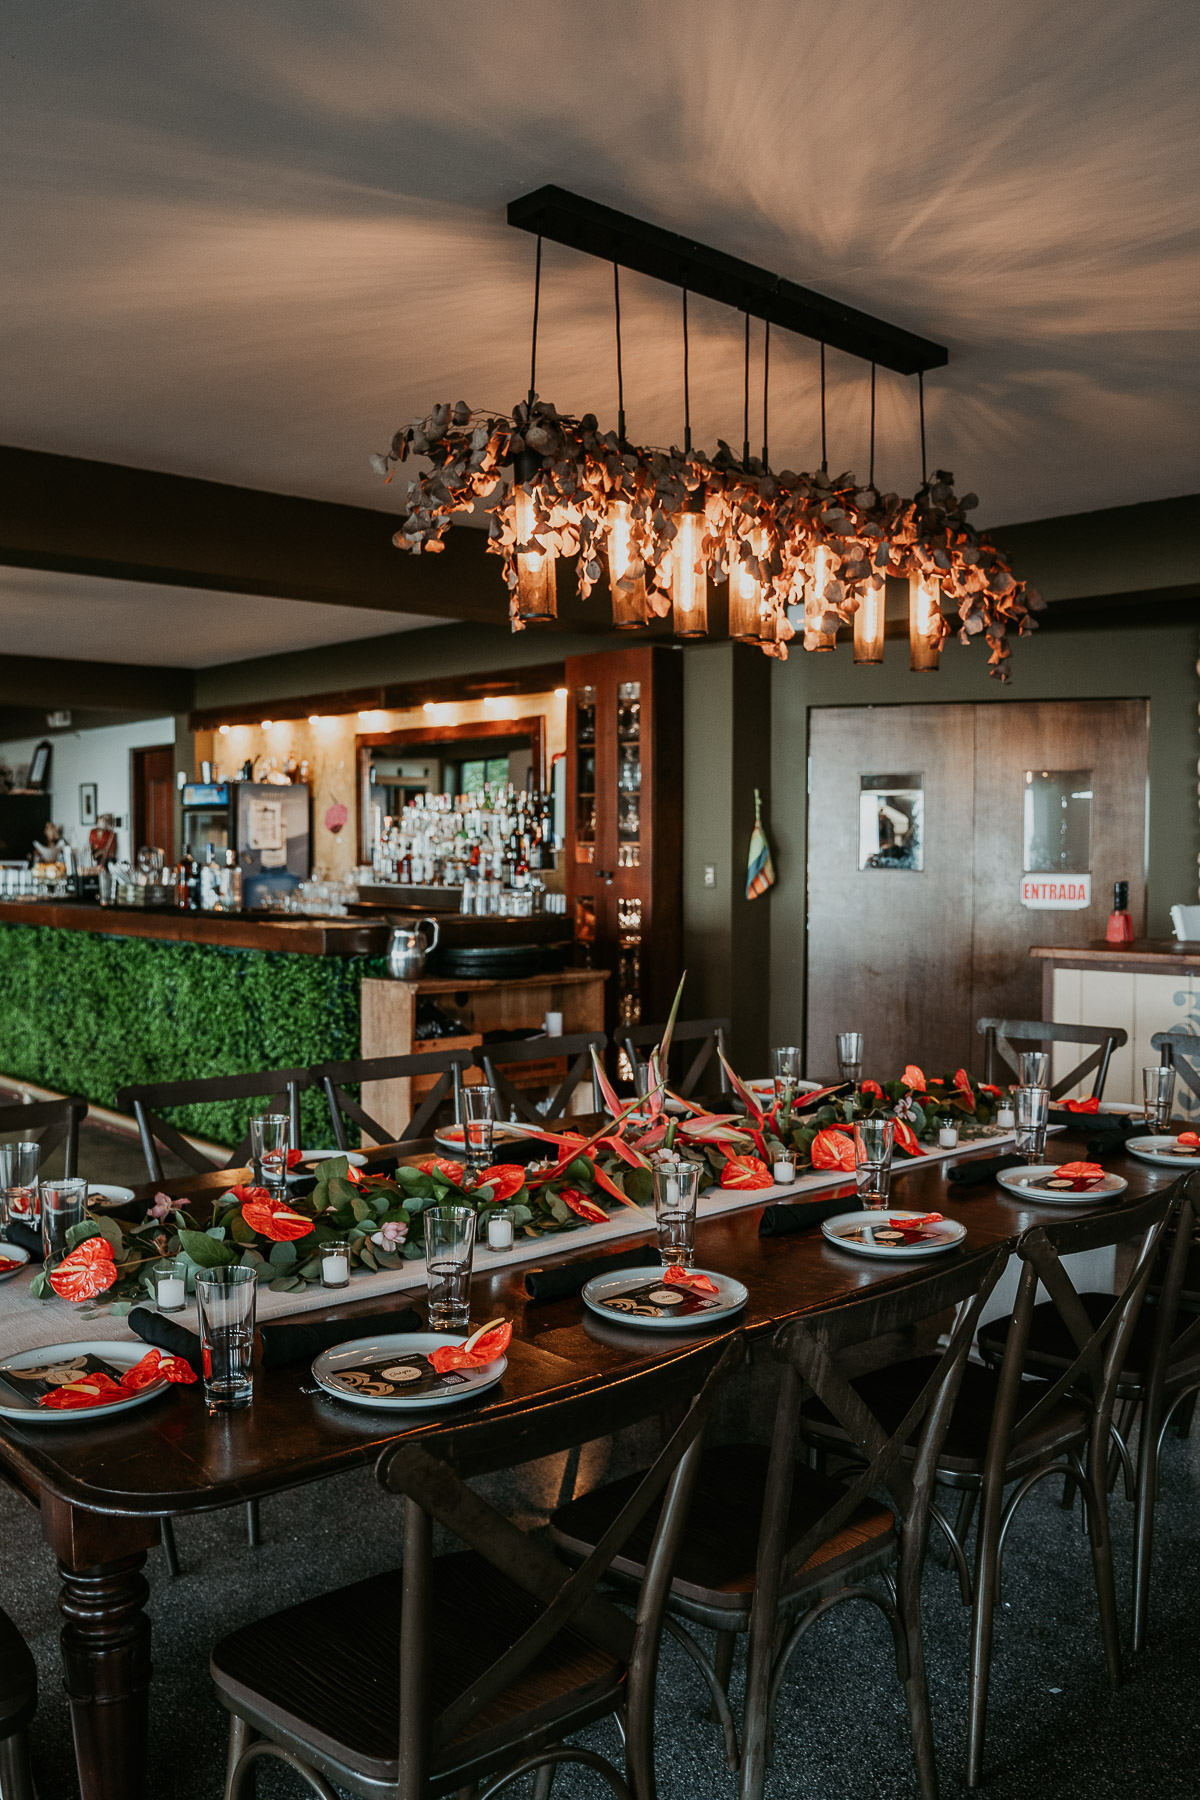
top-left (0, 447), bottom-right (507, 627)
top-left (187, 659), bottom-right (566, 731)
top-left (0, 653), bottom-right (193, 712)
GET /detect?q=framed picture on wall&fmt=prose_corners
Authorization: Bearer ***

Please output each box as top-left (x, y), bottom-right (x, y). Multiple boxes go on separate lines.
top-left (79, 782), bottom-right (98, 826)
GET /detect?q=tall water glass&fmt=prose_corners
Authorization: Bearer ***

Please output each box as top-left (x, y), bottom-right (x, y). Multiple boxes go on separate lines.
top-left (837, 1033), bottom-right (865, 1086)
top-left (0, 1141), bottom-right (40, 1230)
top-left (250, 1114), bottom-right (290, 1197)
top-left (1014, 1086), bottom-right (1050, 1160)
top-left (425, 1205), bottom-right (476, 1331)
top-left (853, 1117), bottom-right (894, 1209)
top-left (463, 1087), bottom-right (496, 1171)
top-left (41, 1177), bottom-right (88, 1268)
top-left (195, 1265), bottom-right (257, 1409)
top-left (1018, 1051), bottom-right (1050, 1089)
top-left (1142, 1065), bottom-right (1176, 1134)
top-left (772, 1045), bottom-right (803, 1109)
top-left (653, 1161), bottom-right (702, 1269)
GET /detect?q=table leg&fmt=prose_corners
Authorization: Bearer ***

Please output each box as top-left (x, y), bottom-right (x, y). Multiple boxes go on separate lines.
top-left (41, 1494), bottom-right (158, 1800)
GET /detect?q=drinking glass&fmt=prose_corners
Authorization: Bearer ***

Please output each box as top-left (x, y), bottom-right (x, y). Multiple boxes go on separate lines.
top-left (152, 1258), bottom-right (188, 1313)
top-left (853, 1117), bottom-right (894, 1209)
top-left (836, 1032), bottom-right (864, 1086)
top-left (772, 1045), bottom-right (803, 1109)
top-left (40, 1177), bottom-right (88, 1268)
top-left (653, 1161), bottom-right (701, 1268)
top-left (1014, 1086), bottom-right (1050, 1160)
top-left (425, 1205), bottom-right (476, 1331)
top-left (250, 1114), bottom-right (290, 1198)
top-left (1142, 1065), bottom-right (1176, 1134)
top-left (463, 1087), bottom-right (496, 1171)
top-left (1018, 1051), bottom-right (1050, 1089)
top-left (195, 1265), bottom-right (257, 1410)
top-left (0, 1141), bottom-right (40, 1230)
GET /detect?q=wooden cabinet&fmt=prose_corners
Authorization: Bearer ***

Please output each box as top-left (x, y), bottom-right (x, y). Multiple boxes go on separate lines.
top-left (564, 646), bottom-right (683, 1040)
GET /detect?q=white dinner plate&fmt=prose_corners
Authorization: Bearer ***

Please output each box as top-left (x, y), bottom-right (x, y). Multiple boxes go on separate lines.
top-left (312, 1332), bottom-right (507, 1411)
top-left (86, 1184), bottom-right (135, 1209)
top-left (1123, 1136), bottom-right (1200, 1171)
top-left (0, 1243), bottom-right (30, 1283)
top-left (581, 1268), bottom-right (748, 1330)
top-left (822, 1210), bottom-right (967, 1259)
top-left (434, 1123), bottom-right (530, 1152)
top-left (996, 1165), bottom-right (1127, 1204)
top-left (0, 1339), bottom-right (171, 1425)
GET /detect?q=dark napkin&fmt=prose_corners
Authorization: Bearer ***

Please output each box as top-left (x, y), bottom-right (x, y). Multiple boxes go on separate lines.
top-left (128, 1306), bottom-right (204, 1377)
top-left (946, 1154), bottom-right (1023, 1188)
top-left (524, 1244), bottom-right (660, 1302)
top-left (2, 1223), bottom-right (43, 1262)
top-left (759, 1196), bottom-right (857, 1237)
top-left (258, 1306), bottom-right (422, 1371)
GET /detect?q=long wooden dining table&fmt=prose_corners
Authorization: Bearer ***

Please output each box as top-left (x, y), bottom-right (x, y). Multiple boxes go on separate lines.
top-left (0, 1124), bottom-right (1175, 1800)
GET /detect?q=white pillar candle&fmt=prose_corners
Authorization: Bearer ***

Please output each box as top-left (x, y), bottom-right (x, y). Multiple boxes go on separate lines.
top-left (996, 1106), bottom-right (1015, 1130)
top-left (773, 1159), bottom-right (796, 1184)
top-left (938, 1125), bottom-right (959, 1149)
top-left (487, 1214), bottom-right (514, 1251)
top-left (322, 1251), bottom-right (349, 1285)
top-left (543, 1010), bottom-right (564, 1037)
top-left (157, 1275), bottom-right (185, 1311)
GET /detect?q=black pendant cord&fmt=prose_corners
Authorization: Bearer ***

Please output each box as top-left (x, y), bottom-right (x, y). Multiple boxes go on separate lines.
top-left (869, 362), bottom-right (876, 491)
top-left (820, 341), bottom-right (828, 473)
top-left (527, 234), bottom-right (542, 409)
top-left (742, 312), bottom-right (751, 470)
top-left (918, 370), bottom-right (927, 487)
top-left (613, 262), bottom-right (626, 448)
top-left (761, 318), bottom-right (771, 471)
top-left (682, 287), bottom-right (692, 455)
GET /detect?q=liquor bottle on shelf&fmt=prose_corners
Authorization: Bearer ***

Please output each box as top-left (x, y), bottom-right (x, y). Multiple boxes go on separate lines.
top-left (1106, 879), bottom-right (1135, 944)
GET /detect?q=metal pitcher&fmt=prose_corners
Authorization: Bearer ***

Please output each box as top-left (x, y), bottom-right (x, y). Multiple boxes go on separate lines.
top-left (387, 917), bottom-right (440, 980)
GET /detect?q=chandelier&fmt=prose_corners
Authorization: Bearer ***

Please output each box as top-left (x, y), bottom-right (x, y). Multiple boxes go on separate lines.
top-left (373, 191), bottom-right (1044, 681)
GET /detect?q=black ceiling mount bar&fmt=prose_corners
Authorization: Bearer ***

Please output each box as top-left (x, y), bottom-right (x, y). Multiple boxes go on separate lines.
top-left (508, 185), bottom-right (948, 378)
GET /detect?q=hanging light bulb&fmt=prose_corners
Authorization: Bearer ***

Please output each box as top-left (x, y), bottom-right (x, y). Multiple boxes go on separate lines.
top-left (513, 484), bottom-right (557, 624)
top-left (668, 505), bottom-right (708, 638)
top-left (728, 528), bottom-right (771, 643)
top-left (853, 579), bottom-right (886, 664)
top-left (909, 571), bottom-right (942, 671)
top-left (801, 544), bottom-right (837, 652)
top-left (606, 499), bottom-right (649, 629)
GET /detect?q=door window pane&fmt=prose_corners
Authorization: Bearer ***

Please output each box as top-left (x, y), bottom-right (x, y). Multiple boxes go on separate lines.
top-left (1022, 769), bottom-right (1092, 873)
top-left (858, 773), bottom-right (924, 871)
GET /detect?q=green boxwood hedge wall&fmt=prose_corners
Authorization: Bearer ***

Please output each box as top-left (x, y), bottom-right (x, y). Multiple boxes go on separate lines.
top-left (0, 923), bottom-right (386, 1148)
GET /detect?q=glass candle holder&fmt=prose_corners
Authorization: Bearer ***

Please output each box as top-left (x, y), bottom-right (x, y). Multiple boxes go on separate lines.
top-left (152, 1258), bottom-right (188, 1313)
top-left (320, 1239), bottom-right (350, 1288)
top-left (995, 1103), bottom-right (1016, 1130)
top-left (486, 1208), bottom-right (515, 1252)
top-left (773, 1158), bottom-right (796, 1185)
top-left (938, 1123), bottom-right (959, 1149)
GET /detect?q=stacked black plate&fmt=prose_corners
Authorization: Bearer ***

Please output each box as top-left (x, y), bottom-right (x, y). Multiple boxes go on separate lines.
top-left (440, 943), bottom-right (566, 981)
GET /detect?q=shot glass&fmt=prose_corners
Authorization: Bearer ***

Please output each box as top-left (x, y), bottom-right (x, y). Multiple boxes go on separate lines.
top-left (152, 1257), bottom-right (188, 1313)
top-left (772, 1045), bottom-right (803, 1111)
top-left (653, 1160), bottom-right (701, 1269)
top-left (425, 1205), bottom-right (476, 1331)
top-left (320, 1238), bottom-right (350, 1289)
top-left (195, 1265), bottom-right (258, 1410)
top-left (0, 1141), bottom-right (40, 1230)
top-left (853, 1117), bottom-right (894, 1209)
top-left (1018, 1051), bottom-right (1050, 1089)
top-left (463, 1086), bottom-right (496, 1172)
top-left (40, 1177), bottom-right (88, 1268)
top-left (1142, 1065), bottom-right (1176, 1134)
top-left (1014, 1085), bottom-right (1050, 1161)
top-left (251, 1114), bottom-right (290, 1197)
top-left (836, 1032), bottom-right (864, 1087)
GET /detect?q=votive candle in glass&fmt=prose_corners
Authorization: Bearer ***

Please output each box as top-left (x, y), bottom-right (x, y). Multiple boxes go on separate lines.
top-left (938, 1124), bottom-right (959, 1149)
top-left (773, 1159), bottom-right (796, 1185)
top-left (486, 1208), bottom-right (515, 1252)
top-left (321, 1239), bottom-right (350, 1289)
top-left (152, 1258), bottom-right (187, 1313)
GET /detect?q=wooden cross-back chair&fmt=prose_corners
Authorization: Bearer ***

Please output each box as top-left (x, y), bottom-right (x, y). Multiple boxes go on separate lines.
top-left (210, 1332), bottom-right (744, 1800)
top-left (976, 1016), bottom-right (1127, 1101)
top-left (801, 1187), bottom-right (1174, 1789)
top-left (477, 1032), bottom-right (606, 1125)
top-left (0, 1093), bottom-right (87, 1179)
top-left (0, 1603), bottom-right (37, 1800)
top-left (1151, 1027), bottom-right (1200, 1111)
top-left (115, 1070), bottom-right (308, 1185)
top-left (314, 1049), bottom-right (473, 1150)
top-left (552, 1243), bottom-right (1009, 1800)
top-left (620, 1018), bottom-right (731, 1098)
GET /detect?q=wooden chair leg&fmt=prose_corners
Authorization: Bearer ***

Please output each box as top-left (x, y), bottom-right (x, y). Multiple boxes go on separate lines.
top-left (224, 1715), bottom-right (257, 1800)
top-left (161, 1516), bottom-right (182, 1577)
top-left (1174, 1390), bottom-right (1197, 1439)
top-left (965, 1466), bottom-right (1007, 1788)
top-left (0, 1728), bottom-right (37, 1800)
top-left (1081, 1451), bottom-right (1123, 1689)
top-left (531, 1763), bottom-right (556, 1800)
top-left (897, 1553), bottom-right (938, 1800)
top-left (246, 1499), bottom-right (262, 1546)
top-left (710, 1629), bottom-right (737, 1722)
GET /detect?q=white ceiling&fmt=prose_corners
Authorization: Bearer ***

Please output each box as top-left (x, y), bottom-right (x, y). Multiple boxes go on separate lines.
top-left (0, 567), bottom-right (435, 668)
top-left (1, 0), bottom-right (1197, 538)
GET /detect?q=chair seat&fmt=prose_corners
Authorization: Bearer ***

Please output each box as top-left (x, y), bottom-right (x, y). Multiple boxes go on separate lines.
top-left (0, 1606), bottom-right (36, 1736)
top-left (551, 1442), bottom-right (894, 1618)
top-left (978, 1292), bottom-right (1200, 1395)
top-left (211, 1551), bottom-right (623, 1790)
top-left (799, 1357), bottom-right (1087, 1477)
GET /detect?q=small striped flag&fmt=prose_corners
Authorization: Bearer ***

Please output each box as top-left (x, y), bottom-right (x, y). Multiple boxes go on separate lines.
top-left (746, 788), bottom-right (776, 900)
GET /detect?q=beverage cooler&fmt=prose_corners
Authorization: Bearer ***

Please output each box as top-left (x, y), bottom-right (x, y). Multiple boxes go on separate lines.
top-left (181, 782), bottom-right (311, 908)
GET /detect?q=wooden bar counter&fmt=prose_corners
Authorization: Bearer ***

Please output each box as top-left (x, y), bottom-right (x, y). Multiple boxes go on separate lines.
top-left (1032, 938), bottom-right (1200, 1114)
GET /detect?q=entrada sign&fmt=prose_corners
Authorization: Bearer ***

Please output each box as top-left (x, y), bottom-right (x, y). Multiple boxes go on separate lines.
top-left (1019, 874), bottom-right (1092, 910)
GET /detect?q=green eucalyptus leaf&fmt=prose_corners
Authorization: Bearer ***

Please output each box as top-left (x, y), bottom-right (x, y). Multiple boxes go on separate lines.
top-left (108, 1300), bottom-right (133, 1315)
top-left (30, 1268), bottom-right (51, 1299)
top-left (65, 1220), bottom-right (105, 1250)
top-left (268, 1241), bottom-right (297, 1269)
top-left (177, 1229), bottom-right (237, 1268)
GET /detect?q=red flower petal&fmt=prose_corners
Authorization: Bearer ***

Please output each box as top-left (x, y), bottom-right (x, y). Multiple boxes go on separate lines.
top-left (48, 1237), bottom-right (118, 1301)
top-left (427, 1319), bottom-right (513, 1374)
top-left (240, 1198), bottom-right (313, 1242)
top-left (810, 1130), bottom-right (856, 1173)
top-left (559, 1186), bottom-right (608, 1224)
top-left (472, 1164), bottom-right (525, 1201)
top-left (662, 1266), bottom-right (719, 1294)
top-left (720, 1153), bottom-right (775, 1189)
top-left (417, 1156), bottom-right (467, 1187)
top-left (901, 1065), bottom-right (927, 1092)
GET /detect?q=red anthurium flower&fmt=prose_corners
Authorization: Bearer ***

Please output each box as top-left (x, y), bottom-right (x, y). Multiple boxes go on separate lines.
top-left (952, 1068), bottom-right (975, 1106)
top-left (1179, 1131), bottom-right (1199, 1147)
top-left (860, 1079), bottom-right (884, 1099)
top-left (720, 1153), bottom-right (775, 1189)
top-left (559, 1186), bottom-right (608, 1224)
top-left (662, 1266), bottom-right (719, 1294)
top-left (48, 1237), bottom-right (118, 1302)
top-left (901, 1065), bottom-right (927, 1092)
top-left (39, 1372), bottom-right (125, 1409)
top-left (979, 1083), bottom-right (1002, 1098)
top-left (417, 1156), bottom-right (467, 1186)
top-left (428, 1319), bottom-right (512, 1375)
top-left (240, 1195), bottom-right (314, 1242)
top-left (473, 1164), bottom-right (526, 1201)
top-left (891, 1119), bottom-right (926, 1158)
top-left (810, 1130), bottom-right (856, 1173)
top-left (1064, 1097), bottom-right (1100, 1114)
top-left (1055, 1162), bottom-right (1105, 1181)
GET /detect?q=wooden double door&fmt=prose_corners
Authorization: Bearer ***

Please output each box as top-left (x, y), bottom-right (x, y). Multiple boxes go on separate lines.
top-left (805, 700), bottom-right (1149, 1082)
